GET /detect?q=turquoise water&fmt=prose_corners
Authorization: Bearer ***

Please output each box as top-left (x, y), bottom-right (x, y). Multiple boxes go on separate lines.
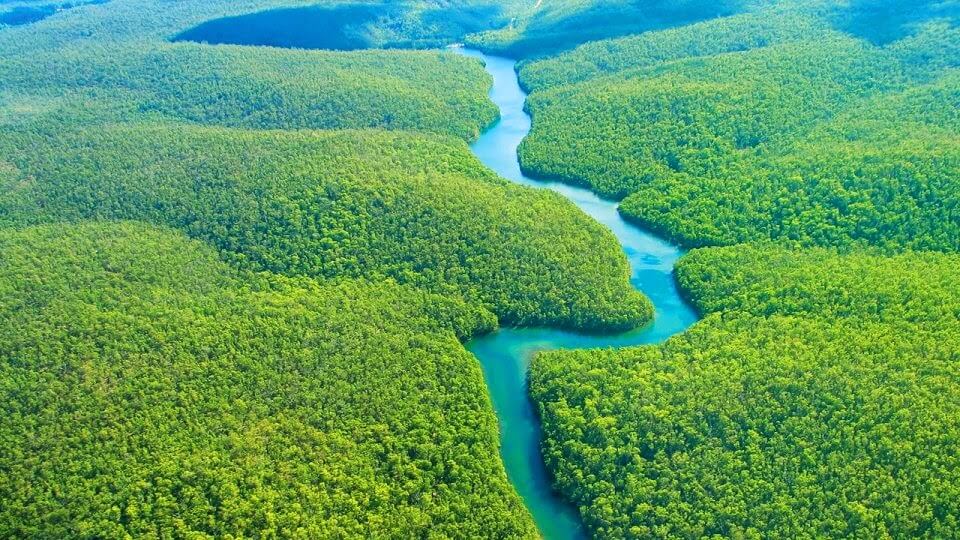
top-left (458, 49), bottom-right (699, 539)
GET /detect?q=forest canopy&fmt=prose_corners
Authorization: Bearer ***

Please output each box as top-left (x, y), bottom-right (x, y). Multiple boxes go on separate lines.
top-left (3, 0), bottom-right (960, 537)
top-left (0, 222), bottom-right (540, 538)
top-left (517, 1), bottom-right (960, 250)
top-left (465, 0), bottom-right (750, 58)
top-left (519, 3), bottom-right (960, 537)
top-left (0, 123), bottom-right (651, 331)
top-left (0, 0), bottom-right (653, 535)
top-left (532, 243), bottom-right (960, 537)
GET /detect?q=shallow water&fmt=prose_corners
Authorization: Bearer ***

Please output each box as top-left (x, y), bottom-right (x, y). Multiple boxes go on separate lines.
top-left (458, 49), bottom-right (699, 539)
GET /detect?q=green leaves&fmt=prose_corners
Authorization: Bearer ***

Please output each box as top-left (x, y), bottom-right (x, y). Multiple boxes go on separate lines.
top-left (0, 222), bottom-right (538, 538)
top-left (516, 6), bottom-right (960, 251)
top-left (532, 243), bottom-right (960, 538)
top-left (0, 123), bottom-right (650, 331)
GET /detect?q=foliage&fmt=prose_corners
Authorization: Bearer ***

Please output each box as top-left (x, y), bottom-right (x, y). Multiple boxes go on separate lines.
top-left (0, 221), bottom-right (542, 538)
top-left (0, 0), bottom-right (526, 50)
top-left (173, 1), bottom-right (511, 51)
top-left (532, 314), bottom-right (960, 538)
top-left (532, 243), bottom-right (960, 538)
top-left (0, 123), bottom-right (651, 331)
top-left (516, 5), bottom-right (960, 250)
top-left (520, 7), bottom-right (960, 535)
top-left (0, 41), bottom-right (497, 140)
top-left (0, 0), bottom-right (665, 535)
top-left (0, 0), bottom-right (106, 27)
top-left (619, 71), bottom-right (960, 249)
top-left (677, 243), bottom-right (960, 323)
top-left (7, 0), bottom-right (960, 536)
top-left (831, 0), bottom-right (960, 45)
top-left (464, 0), bottom-right (748, 58)
top-left (520, 34), bottom-right (913, 196)
top-left (516, 6), bottom-right (827, 92)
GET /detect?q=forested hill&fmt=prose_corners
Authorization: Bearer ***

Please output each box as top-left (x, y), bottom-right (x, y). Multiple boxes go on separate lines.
top-left (0, 0), bottom-right (528, 52)
top-left (3, 0), bottom-right (960, 538)
top-left (0, 0), bottom-right (519, 141)
top-left (465, 0), bottom-right (753, 58)
top-left (0, 123), bottom-right (651, 330)
top-left (508, 1), bottom-right (960, 538)
top-left (517, 0), bottom-right (960, 250)
top-left (0, 222), bottom-right (538, 538)
top-left (532, 244), bottom-right (960, 537)
top-left (0, 44), bottom-right (499, 140)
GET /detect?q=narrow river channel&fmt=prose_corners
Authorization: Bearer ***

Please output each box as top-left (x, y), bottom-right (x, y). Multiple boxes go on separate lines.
top-left (457, 49), bottom-right (700, 539)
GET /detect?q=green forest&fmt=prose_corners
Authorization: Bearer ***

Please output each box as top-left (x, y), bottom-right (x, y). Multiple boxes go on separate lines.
top-left (517, 1), bottom-right (960, 250)
top-left (533, 244), bottom-right (960, 537)
top-left (0, 123), bottom-right (650, 330)
top-left (532, 313), bottom-right (960, 537)
top-left (465, 0), bottom-right (750, 58)
top-left (516, 1), bottom-right (960, 537)
top-left (0, 222), bottom-right (536, 537)
top-left (2, 0), bottom-right (960, 538)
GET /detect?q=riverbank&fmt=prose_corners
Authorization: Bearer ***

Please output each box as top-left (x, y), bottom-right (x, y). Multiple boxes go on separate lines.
top-left (458, 48), bottom-right (699, 539)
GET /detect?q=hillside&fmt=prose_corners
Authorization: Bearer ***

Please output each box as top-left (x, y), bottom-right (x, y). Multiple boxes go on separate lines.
top-left (532, 244), bottom-right (960, 537)
top-left (465, 0), bottom-right (749, 58)
top-left (0, 222), bottom-right (539, 538)
top-left (0, 123), bottom-right (651, 330)
top-left (517, 3), bottom-right (960, 249)
top-left (3, 0), bottom-right (960, 537)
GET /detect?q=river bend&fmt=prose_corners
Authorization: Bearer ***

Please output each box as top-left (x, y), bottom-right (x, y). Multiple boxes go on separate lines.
top-left (458, 49), bottom-right (699, 539)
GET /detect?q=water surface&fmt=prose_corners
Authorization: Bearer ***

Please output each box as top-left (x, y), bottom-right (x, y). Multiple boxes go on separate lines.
top-left (458, 49), bottom-right (699, 539)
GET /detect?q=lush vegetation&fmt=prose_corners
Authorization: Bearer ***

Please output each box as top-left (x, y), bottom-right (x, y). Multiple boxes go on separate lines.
top-left (618, 68), bottom-right (960, 250)
top-left (0, 123), bottom-right (651, 330)
top-left (5, 0), bottom-right (960, 536)
top-left (516, 6), bottom-right (825, 91)
top-left (0, 0), bottom-right (106, 27)
top-left (520, 34), bottom-right (911, 196)
top-left (174, 1), bottom-right (511, 51)
top-left (0, 0), bottom-right (525, 47)
top-left (0, 0), bottom-right (657, 535)
top-left (0, 0), bottom-right (534, 141)
top-left (677, 244), bottom-right (960, 323)
top-left (517, 2), bottom-right (960, 249)
top-left (831, 0), bottom-right (960, 45)
top-left (465, 0), bottom-right (748, 58)
top-left (514, 3), bottom-right (960, 538)
top-left (0, 42), bottom-right (498, 140)
top-left (532, 244), bottom-right (960, 537)
top-left (533, 314), bottom-right (960, 538)
top-left (0, 222), bottom-right (541, 538)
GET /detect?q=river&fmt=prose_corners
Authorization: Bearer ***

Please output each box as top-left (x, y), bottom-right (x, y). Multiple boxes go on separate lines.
top-left (456, 49), bottom-right (700, 539)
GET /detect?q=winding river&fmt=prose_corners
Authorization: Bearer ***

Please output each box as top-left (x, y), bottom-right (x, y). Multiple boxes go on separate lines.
top-left (457, 49), bottom-right (699, 539)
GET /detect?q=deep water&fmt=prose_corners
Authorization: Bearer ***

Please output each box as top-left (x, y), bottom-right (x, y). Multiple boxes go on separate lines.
top-left (459, 49), bottom-right (699, 540)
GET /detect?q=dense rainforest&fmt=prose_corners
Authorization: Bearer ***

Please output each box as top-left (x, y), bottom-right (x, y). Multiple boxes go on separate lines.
top-left (0, 0), bottom-right (648, 536)
top-left (518, 2), bottom-right (960, 537)
top-left (2, 0), bottom-right (960, 538)
top-left (0, 222), bottom-right (537, 537)
top-left (532, 314), bottom-right (960, 538)
top-left (532, 245), bottom-right (960, 537)
top-left (516, 0), bottom-right (960, 250)
top-left (0, 123), bottom-right (650, 330)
